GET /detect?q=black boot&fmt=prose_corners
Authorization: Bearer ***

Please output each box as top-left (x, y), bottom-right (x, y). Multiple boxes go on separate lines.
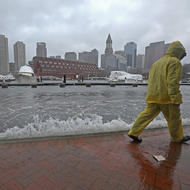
top-left (181, 135), bottom-right (190, 143)
top-left (128, 135), bottom-right (142, 143)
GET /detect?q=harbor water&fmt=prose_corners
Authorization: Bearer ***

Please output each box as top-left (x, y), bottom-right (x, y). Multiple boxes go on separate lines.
top-left (0, 85), bottom-right (190, 139)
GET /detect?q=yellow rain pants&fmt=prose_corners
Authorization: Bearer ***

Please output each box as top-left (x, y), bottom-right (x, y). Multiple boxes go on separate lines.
top-left (128, 103), bottom-right (184, 142)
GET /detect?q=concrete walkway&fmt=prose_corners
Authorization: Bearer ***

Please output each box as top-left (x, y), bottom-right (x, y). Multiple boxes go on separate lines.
top-left (0, 128), bottom-right (190, 190)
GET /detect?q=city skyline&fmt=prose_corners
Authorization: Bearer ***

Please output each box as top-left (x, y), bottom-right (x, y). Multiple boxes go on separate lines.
top-left (0, 0), bottom-right (190, 64)
top-left (0, 34), bottom-right (186, 64)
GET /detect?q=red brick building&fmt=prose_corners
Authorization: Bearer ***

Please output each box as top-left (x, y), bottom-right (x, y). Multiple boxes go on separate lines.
top-left (33, 56), bottom-right (100, 79)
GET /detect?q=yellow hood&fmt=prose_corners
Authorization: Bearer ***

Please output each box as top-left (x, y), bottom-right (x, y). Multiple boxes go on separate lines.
top-left (146, 41), bottom-right (185, 104)
top-left (166, 41), bottom-right (186, 60)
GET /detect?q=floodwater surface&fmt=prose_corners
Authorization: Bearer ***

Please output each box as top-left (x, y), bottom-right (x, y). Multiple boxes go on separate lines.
top-left (0, 85), bottom-right (190, 139)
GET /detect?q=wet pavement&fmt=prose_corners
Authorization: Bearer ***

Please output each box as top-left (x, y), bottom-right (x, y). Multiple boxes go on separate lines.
top-left (0, 128), bottom-right (190, 190)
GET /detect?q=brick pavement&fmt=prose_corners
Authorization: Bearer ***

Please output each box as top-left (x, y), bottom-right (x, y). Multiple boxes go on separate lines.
top-left (0, 128), bottom-right (190, 190)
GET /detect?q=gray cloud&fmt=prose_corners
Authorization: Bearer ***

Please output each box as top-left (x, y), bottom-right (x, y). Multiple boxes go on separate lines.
top-left (0, 0), bottom-right (190, 63)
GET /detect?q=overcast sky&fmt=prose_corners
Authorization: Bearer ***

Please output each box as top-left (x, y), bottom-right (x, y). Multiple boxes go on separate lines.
top-left (1, 0), bottom-right (190, 64)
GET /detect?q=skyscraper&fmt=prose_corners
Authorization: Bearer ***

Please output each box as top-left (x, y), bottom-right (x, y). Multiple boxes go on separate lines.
top-left (124, 42), bottom-right (137, 68)
top-left (101, 34), bottom-right (115, 69)
top-left (91, 49), bottom-right (98, 66)
top-left (55, 55), bottom-right (61, 59)
top-left (65, 52), bottom-right (77, 61)
top-left (78, 51), bottom-right (91, 62)
top-left (36, 42), bottom-right (47, 57)
top-left (136, 54), bottom-right (145, 69)
top-left (144, 41), bottom-right (169, 71)
top-left (0, 34), bottom-right (9, 74)
top-left (78, 49), bottom-right (98, 66)
top-left (14, 41), bottom-right (26, 72)
top-left (114, 50), bottom-right (126, 57)
top-left (105, 34), bottom-right (113, 54)
top-left (164, 43), bottom-right (170, 54)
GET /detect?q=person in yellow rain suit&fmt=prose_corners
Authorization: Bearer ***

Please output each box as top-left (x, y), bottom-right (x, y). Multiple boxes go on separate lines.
top-left (128, 41), bottom-right (190, 143)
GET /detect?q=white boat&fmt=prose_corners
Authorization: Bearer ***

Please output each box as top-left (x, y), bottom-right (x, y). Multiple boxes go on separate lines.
top-left (107, 71), bottom-right (143, 83)
top-left (15, 65), bottom-right (37, 84)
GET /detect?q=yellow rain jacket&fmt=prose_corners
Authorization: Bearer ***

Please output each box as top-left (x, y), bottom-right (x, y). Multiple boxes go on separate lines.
top-left (146, 41), bottom-right (185, 104)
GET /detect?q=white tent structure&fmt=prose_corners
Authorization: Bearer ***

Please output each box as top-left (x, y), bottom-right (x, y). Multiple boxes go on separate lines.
top-left (108, 71), bottom-right (143, 83)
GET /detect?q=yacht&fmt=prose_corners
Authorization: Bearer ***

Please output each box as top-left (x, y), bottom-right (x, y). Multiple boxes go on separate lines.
top-left (15, 65), bottom-right (37, 84)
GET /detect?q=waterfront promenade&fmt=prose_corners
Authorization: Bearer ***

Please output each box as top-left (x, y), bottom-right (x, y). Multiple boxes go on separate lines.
top-left (0, 127), bottom-right (190, 190)
top-left (1, 80), bottom-right (190, 87)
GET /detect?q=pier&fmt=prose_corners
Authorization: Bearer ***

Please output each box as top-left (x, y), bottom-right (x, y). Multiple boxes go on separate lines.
top-left (1, 81), bottom-right (190, 87)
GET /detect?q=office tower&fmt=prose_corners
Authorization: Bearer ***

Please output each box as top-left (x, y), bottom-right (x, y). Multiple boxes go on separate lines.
top-left (101, 34), bottom-right (114, 69)
top-left (144, 41), bottom-right (168, 71)
top-left (91, 49), bottom-right (98, 66)
top-left (79, 51), bottom-right (91, 63)
top-left (105, 34), bottom-right (113, 54)
top-left (79, 49), bottom-right (98, 66)
top-left (36, 42), bottom-right (47, 57)
top-left (65, 52), bottom-right (77, 61)
top-left (136, 54), bottom-right (145, 69)
top-left (14, 41), bottom-right (26, 72)
top-left (164, 43), bottom-right (170, 54)
top-left (115, 50), bottom-right (126, 57)
top-left (50, 55), bottom-right (61, 59)
top-left (124, 42), bottom-right (137, 68)
top-left (55, 55), bottom-right (61, 59)
top-left (0, 34), bottom-right (9, 74)
top-left (9, 62), bottom-right (15, 73)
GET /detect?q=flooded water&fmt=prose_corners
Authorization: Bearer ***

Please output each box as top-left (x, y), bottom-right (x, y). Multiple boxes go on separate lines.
top-left (0, 85), bottom-right (190, 139)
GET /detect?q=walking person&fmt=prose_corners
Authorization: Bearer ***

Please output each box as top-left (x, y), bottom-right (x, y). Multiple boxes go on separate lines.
top-left (128, 41), bottom-right (190, 143)
top-left (63, 74), bottom-right (66, 84)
